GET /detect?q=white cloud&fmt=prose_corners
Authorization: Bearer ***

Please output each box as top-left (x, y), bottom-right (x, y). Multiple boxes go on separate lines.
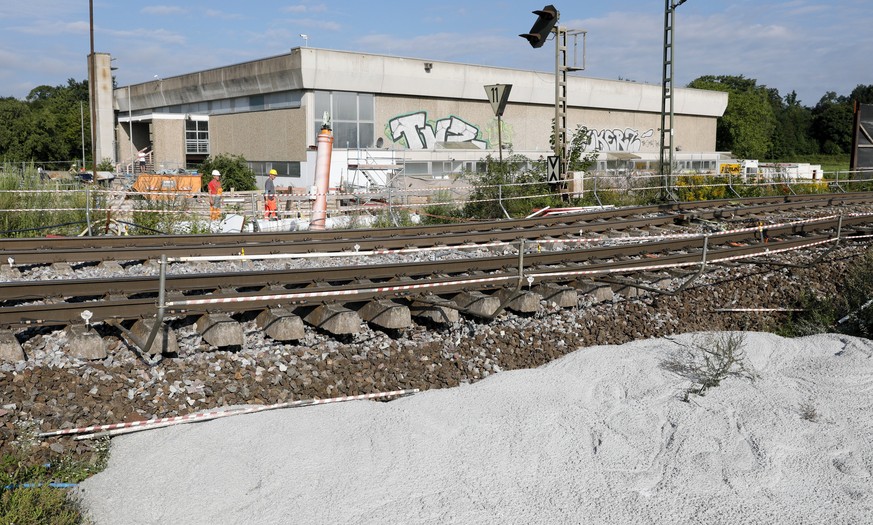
top-left (205, 9), bottom-right (244, 20)
top-left (104, 28), bottom-right (186, 46)
top-left (141, 6), bottom-right (187, 16)
top-left (283, 4), bottom-right (328, 14)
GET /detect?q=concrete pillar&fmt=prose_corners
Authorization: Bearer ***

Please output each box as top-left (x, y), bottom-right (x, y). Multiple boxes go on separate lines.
top-left (92, 52), bottom-right (116, 164)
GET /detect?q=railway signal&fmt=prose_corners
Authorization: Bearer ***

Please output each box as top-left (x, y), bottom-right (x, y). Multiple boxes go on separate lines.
top-left (519, 5), bottom-right (559, 48)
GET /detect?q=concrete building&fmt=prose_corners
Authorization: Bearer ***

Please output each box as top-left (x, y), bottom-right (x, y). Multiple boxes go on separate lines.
top-left (110, 47), bottom-right (728, 190)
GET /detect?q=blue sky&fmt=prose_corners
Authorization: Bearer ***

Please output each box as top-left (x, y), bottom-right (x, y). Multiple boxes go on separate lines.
top-left (0, 1), bottom-right (869, 107)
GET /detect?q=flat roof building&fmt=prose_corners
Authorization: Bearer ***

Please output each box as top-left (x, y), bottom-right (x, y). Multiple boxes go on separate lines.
top-left (110, 47), bottom-right (728, 189)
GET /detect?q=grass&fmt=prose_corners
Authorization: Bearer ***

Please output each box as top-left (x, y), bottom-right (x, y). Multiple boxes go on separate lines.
top-left (0, 421), bottom-right (110, 525)
top-left (781, 249), bottom-right (873, 338)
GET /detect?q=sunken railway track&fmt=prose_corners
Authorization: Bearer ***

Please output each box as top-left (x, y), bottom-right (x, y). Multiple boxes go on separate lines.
top-left (2, 193), bottom-right (873, 266)
top-left (1, 194), bottom-right (872, 340)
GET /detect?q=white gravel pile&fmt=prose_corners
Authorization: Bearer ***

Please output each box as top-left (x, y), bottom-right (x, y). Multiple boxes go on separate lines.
top-left (77, 332), bottom-right (873, 524)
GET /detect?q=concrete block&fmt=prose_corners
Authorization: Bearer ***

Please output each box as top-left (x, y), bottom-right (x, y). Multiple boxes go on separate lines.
top-left (130, 319), bottom-right (179, 355)
top-left (256, 308), bottom-right (305, 342)
top-left (575, 279), bottom-right (614, 303)
top-left (304, 304), bottom-right (361, 335)
top-left (496, 289), bottom-right (542, 314)
top-left (454, 291), bottom-right (501, 318)
top-left (98, 260), bottom-right (124, 273)
top-left (196, 313), bottom-right (244, 348)
top-left (64, 325), bottom-right (107, 360)
top-left (410, 298), bottom-right (460, 324)
top-left (0, 265), bottom-right (20, 280)
top-left (532, 282), bottom-right (578, 307)
top-left (0, 331), bottom-right (24, 362)
top-left (357, 300), bottom-right (412, 330)
top-left (51, 262), bottom-right (74, 276)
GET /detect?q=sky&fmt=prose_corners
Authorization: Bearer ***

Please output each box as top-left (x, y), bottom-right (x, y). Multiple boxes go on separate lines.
top-left (0, 1), bottom-right (870, 107)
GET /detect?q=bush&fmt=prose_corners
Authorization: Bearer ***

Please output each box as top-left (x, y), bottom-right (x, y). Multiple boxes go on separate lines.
top-left (199, 153), bottom-right (257, 192)
top-left (782, 249), bottom-right (873, 337)
top-left (663, 332), bottom-right (755, 398)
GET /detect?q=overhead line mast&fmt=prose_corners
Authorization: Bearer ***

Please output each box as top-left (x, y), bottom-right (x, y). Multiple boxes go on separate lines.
top-left (660, 0), bottom-right (689, 201)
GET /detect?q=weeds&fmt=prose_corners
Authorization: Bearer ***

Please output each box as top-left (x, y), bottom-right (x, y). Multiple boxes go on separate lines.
top-left (782, 249), bottom-right (873, 338)
top-left (663, 332), bottom-right (756, 398)
top-left (799, 401), bottom-right (819, 422)
top-left (1, 421), bottom-right (110, 525)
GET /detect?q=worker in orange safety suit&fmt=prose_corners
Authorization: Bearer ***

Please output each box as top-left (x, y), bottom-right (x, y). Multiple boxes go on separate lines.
top-left (208, 169), bottom-right (223, 220)
top-left (264, 169), bottom-right (278, 220)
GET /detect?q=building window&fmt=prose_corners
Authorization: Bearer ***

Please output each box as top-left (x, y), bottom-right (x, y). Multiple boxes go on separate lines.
top-left (314, 91), bottom-right (375, 149)
top-left (185, 120), bottom-right (209, 154)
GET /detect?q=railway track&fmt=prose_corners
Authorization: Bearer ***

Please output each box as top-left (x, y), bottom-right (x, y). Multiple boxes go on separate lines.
top-left (2, 196), bottom-right (871, 359)
top-left (2, 193), bottom-right (872, 266)
top-left (4, 196), bottom-right (873, 468)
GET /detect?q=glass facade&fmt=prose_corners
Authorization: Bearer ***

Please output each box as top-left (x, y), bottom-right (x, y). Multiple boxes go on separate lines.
top-left (314, 91), bottom-right (375, 149)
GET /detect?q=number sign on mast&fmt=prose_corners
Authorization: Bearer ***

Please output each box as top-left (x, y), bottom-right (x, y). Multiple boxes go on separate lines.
top-left (484, 84), bottom-right (512, 117)
top-left (484, 84), bottom-right (512, 162)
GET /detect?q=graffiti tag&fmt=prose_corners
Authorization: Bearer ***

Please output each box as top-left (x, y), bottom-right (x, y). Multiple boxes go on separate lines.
top-left (586, 128), bottom-right (655, 152)
top-left (388, 112), bottom-right (487, 149)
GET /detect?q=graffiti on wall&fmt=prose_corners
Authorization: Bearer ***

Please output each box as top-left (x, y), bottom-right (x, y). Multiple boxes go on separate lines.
top-left (585, 128), bottom-right (656, 152)
top-left (387, 112), bottom-right (487, 149)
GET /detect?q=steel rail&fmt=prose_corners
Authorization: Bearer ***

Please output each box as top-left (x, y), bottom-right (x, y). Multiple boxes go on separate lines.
top-left (2, 213), bottom-right (864, 302)
top-left (0, 233), bottom-right (849, 328)
top-left (2, 194), bottom-right (871, 265)
top-left (2, 213), bottom-right (861, 305)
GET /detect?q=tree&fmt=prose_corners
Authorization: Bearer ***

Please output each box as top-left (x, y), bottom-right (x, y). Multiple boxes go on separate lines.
top-left (0, 79), bottom-right (89, 164)
top-left (199, 153), bottom-right (257, 192)
top-left (768, 90), bottom-right (817, 158)
top-left (850, 84), bottom-right (873, 104)
top-left (812, 92), bottom-right (853, 154)
top-left (688, 75), bottom-right (776, 159)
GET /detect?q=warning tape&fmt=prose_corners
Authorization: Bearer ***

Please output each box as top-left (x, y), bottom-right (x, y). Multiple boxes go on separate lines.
top-left (39, 388), bottom-right (418, 439)
top-left (173, 241), bottom-right (510, 263)
top-left (173, 214), bottom-right (853, 264)
top-left (530, 238), bottom-right (837, 282)
top-left (166, 275), bottom-right (515, 307)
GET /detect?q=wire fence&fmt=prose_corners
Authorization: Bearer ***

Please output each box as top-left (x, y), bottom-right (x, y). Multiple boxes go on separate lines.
top-left (1, 165), bottom-right (872, 237)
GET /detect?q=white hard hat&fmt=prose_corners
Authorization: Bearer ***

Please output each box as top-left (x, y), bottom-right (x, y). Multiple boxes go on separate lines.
top-left (211, 170), bottom-right (220, 176)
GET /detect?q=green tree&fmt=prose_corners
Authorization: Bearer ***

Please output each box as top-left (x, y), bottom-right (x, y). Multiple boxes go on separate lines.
top-left (0, 78), bottom-right (89, 164)
top-left (850, 84), bottom-right (873, 104)
top-left (812, 91), bottom-right (853, 154)
top-left (199, 153), bottom-right (257, 191)
top-left (688, 75), bottom-right (776, 159)
top-left (768, 90), bottom-right (817, 158)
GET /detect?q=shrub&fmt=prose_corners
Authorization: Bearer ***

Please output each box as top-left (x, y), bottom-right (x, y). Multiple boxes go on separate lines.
top-left (663, 332), bottom-right (755, 398)
top-left (199, 154), bottom-right (257, 192)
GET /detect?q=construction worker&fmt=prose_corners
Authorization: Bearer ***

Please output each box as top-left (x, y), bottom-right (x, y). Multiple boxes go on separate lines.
top-left (208, 169), bottom-right (223, 220)
top-left (264, 169), bottom-right (278, 219)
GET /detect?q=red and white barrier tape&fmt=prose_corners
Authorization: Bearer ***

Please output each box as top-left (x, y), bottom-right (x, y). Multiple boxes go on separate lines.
top-left (172, 241), bottom-right (510, 263)
top-left (172, 214), bottom-right (855, 264)
top-left (39, 388), bottom-right (418, 439)
top-left (532, 238), bottom-right (837, 281)
top-left (166, 275), bottom-right (515, 307)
